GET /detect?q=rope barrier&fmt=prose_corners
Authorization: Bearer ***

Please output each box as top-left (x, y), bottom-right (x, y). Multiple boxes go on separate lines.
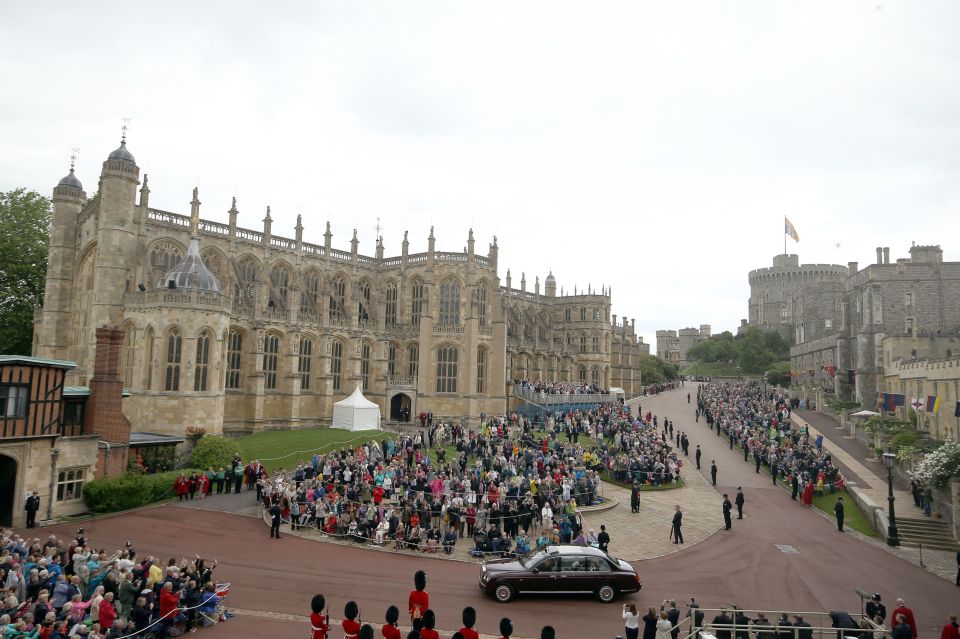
top-left (85, 587), bottom-right (229, 639)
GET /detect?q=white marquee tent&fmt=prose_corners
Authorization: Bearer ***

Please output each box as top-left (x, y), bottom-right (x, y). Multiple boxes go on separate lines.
top-left (331, 385), bottom-right (381, 431)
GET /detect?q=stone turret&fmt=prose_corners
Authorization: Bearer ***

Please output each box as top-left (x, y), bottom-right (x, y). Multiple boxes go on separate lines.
top-left (545, 271), bottom-right (556, 297)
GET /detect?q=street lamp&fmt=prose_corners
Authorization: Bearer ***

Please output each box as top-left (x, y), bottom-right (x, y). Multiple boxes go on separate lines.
top-left (882, 449), bottom-right (901, 547)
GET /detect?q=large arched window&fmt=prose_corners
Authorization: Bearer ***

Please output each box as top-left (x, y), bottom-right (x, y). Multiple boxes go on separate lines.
top-left (143, 326), bottom-right (155, 390)
top-left (226, 330), bottom-right (243, 390)
top-left (301, 271), bottom-right (320, 319)
top-left (194, 330), bottom-right (211, 391)
top-left (263, 334), bottom-right (280, 390)
top-left (165, 329), bottom-right (182, 391)
top-left (592, 335), bottom-right (600, 353)
top-left (387, 343), bottom-right (398, 379)
top-left (299, 337), bottom-right (313, 390)
top-left (477, 284), bottom-right (487, 327)
top-left (578, 365), bottom-right (587, 382)
top-left (150, 241), bottom-right (182, 287)
top-left (591, 366), bottom-right (600, 387)
top-left (385, 283), bottom-right (398, 326)
top-left (270, 265), bottom-right (289, 310)
top-left (357, 281), bottom-right (372, 324)
top-left (361, 342), bottom-right (372, 390)
top-left (235, 259), bottom-right (258, 308)
top-left (580, 335), bottom-right (587, 353)
top-left (411, 279), bottom-right (426, 325)
top-left (122, 325), bottom-right (136, 388)
top-left (439, 279), bottom-right (460, 326)
top-left (408, 344), bottom-right (419, 381)
top-left (331, 340), bottom-right (344, 391)
top-left (436, 345), bottom-right (458, 393)
top-left (329, 276), bottom-right (346, 321)
top-left (476, 346), bottom-right (487, 394)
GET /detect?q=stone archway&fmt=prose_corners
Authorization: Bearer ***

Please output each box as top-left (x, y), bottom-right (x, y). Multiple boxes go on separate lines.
top-left (390, 393), bottom-right (412, 422)
top-left (0, 454), bottom-right (16, 527)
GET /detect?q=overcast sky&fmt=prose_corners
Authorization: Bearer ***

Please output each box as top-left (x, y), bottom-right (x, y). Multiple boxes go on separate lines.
top-left (2, 2), bottom-right (958, 349)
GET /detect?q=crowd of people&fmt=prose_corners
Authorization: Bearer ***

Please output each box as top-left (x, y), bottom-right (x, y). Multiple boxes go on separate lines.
top-left (514, 379), bottom-right (608, 395)
top-left (695, 382), bottom-right (847, 506)
top-left (252, 407), bottom-right (621, 557)
top-left (1, 529), bottom-right (226, 639)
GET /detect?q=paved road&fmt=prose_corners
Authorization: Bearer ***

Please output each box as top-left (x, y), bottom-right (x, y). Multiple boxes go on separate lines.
top-left (31, 385), bottom-right (957, 639)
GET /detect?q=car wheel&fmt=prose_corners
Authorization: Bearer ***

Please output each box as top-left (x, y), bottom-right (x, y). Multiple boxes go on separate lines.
top-left (596, 583), bottom-right (617, 603)
top-left (494, 583), bottom-right (515, 603)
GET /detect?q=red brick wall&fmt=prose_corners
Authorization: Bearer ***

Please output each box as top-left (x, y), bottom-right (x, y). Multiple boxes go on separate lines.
top-left (85, 326), bottom-right (130, 476)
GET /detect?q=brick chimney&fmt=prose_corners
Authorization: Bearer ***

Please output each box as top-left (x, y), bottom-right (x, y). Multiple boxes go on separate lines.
top-left (84, 325), bottom-right (131, 477)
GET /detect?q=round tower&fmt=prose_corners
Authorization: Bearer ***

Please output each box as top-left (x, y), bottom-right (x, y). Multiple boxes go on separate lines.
top-left (544, 271), bottom-right (556, 297)
top-left (36, 160), bottom-right (87, 359)
top-left (91, 135), bottom-right (141, 330)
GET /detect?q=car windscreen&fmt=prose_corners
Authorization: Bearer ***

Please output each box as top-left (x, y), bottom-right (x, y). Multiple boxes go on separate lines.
top-left (519, 550), bottom-right (546, 567)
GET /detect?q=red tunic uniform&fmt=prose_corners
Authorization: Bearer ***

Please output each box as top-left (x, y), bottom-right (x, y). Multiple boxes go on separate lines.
top-left (420, 629), bottom-right (439, 639)
top-left (407, 590), bottom-right (429, 622)
top-left (458, 628), bottom-right (480, 639)
top-left (341, 618), bottom-right (361, 639)
top-left (381, 623), bottom-right (401, 639)
top-left (310, 612), bottom-right (329, 639)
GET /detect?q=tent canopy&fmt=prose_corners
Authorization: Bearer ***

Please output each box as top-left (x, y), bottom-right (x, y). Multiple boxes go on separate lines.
top-left (850, 410), bottom-right (880, 417)
top-left (331, 385), bottom-right (381, 431)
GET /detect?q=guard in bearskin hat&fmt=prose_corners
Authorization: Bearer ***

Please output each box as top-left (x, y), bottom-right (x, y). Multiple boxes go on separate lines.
top-left (309, 594), bottom-right (329, 639)
top-left (342, 601), bottom-right (361, 639)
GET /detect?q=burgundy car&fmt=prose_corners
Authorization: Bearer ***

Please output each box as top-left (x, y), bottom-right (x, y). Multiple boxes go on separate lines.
top-left (479, 545), bottom-right (641, 603)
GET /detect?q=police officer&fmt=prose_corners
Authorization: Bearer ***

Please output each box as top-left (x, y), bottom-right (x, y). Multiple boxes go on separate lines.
top-left (722, 494), bottom-right (733, 530)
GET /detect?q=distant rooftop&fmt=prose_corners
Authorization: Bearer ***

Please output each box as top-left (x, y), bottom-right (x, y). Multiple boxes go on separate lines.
top-left (0, 355), bottom-right (76, 369)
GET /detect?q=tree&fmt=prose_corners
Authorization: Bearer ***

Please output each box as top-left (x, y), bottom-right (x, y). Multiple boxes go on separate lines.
top-left (0, 189), bottom-right (51, 354)
top-left (639, 354), bottom-right (678, 384)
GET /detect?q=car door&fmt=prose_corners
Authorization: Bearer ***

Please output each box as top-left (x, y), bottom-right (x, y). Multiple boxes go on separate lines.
top-left (583, 556), bottom-right (614, 590)
top-left (525, 556), bottom-right (561, 592)
top-left (559, 555), bottom-right (587, 591)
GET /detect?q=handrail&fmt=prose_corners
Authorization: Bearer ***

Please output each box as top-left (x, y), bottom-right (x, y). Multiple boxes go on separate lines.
top-left (669, 607), bottom-right (886, 639)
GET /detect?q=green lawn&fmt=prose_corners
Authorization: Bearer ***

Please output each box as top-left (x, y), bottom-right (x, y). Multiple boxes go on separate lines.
top-left (681, 362), bottom-right (744, 377)
top-left (235, 428), bottom-right (384, 471)
top-left (812, 491), bottom-right (876, 537)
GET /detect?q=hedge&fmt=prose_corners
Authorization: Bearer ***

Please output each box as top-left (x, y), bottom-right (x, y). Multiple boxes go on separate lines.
top-left (83, 469), bottom-right (199, 513)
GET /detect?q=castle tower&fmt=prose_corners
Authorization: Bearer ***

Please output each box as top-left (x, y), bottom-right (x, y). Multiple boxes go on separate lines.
top-left (90, 135), bottom-right (140, 334)
top-left (35, 157), bottom-right (87, 360)
top-left (544, 271), bottom-right (556, 297)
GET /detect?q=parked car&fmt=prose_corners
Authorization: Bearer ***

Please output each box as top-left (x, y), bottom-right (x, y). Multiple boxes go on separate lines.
top-left (479, 545), bottom-right (641, 603)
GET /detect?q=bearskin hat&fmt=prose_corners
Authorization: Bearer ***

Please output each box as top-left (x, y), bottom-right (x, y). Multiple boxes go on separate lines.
top-left (359, 625), bottom-right (374, 639)
top-left (462, 606), bottom-right (476, 628)
top-left (344, 601), bottom-right (359, 620)
top-left (385, 605), bottom-right (399, 625)
top-left (423, 609), bottom-right (435, 630)
top-left (541, 626), bottom-right (556, 639)
top-left (310, 594), bottom-right (325, 615)
top-left (414, 569), bottom-right (427, 591)
top-left (500, 617), bottom-right (513, 638)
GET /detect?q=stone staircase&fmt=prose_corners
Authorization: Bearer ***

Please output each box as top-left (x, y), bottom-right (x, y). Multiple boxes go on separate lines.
top-left (895, 516), bottom-right (959, 552)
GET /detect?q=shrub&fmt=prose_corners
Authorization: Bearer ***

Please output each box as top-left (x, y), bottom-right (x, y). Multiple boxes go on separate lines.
top-left (889, 430), bottom-right (922, 452)
top-left (912, 441), bottom-right (960, 488)
top-left (190, 435), bottom-right (240, 470)
top-left (82, 469), bottom-right (196, 513)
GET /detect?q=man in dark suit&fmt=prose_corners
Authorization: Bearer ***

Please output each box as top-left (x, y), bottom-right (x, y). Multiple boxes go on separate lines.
top-left (269, 501), bottom-right (282, 538)
top-left (671, 505), bottom-right (684, 544)
top-left (710, 461), bottom-right (718, 486)
top-left (695, 446), bottom-right (702, 469)
top-left (24, 491), bottom-right (40, 528)
top-left (834, 496), bottom-right (845, 532)
top-left (735, 488), bottom-right (745, 519)
top-left (722, 495), bottom-right (733, 530)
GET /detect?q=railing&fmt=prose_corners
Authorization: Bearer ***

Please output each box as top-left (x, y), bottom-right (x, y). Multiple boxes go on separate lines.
top-left (329, 248), bottom-right (352, 261)
top-left (199, 219), bottom-right (230, 236)
top-left (263, 307), bottom-right (289, 321)
top-left (302, 242), bottom-right (326, 256)
top-left (474, 255), bottom-right (491, 267)
top-left (382, 257), bottom-right (402, 267)
top-left (386, 376), bottom-right (415, 387)
top-left (357, 254), bottom-right (374, 264)
top-left (326, 316), bottom-right (351, 328)
top-left (147, 208), bottom-right (190, 227)
top-left (236, 227), bottom-right (263, 243)
top-left (671, 608), bottom-right (885, 639)
top-left (125, 289), bottom-right (228, 310)
top-left (433, 324), bottom-right (465, 335)
top-left (408, 253), bottom-right (428, 264)
top-left (436, 251), bottom-right (468, 262)
top-left (270, 235), bottom-right (296, 250)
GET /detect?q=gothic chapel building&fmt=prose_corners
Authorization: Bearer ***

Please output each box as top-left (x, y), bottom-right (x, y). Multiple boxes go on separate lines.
top-left (34, 136), bottom-right (647, 437)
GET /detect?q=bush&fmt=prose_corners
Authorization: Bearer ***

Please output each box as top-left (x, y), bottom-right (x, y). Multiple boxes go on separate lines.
top-left (912, 441), bottom-right (960, 488)
top-left (83, 470), bottom-right (196, 513)
top-left (889, 430), bottom-right (922, 452)
top-left (190, 435), bottom-right (240, 470)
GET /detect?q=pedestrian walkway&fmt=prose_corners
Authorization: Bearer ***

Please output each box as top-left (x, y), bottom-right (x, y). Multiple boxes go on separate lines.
top-left (791, 410), bottom-right (958, 583)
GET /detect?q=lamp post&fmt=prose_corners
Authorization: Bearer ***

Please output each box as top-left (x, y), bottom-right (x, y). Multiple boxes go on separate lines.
top-left (882, 449), bottom-right (901, 546)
